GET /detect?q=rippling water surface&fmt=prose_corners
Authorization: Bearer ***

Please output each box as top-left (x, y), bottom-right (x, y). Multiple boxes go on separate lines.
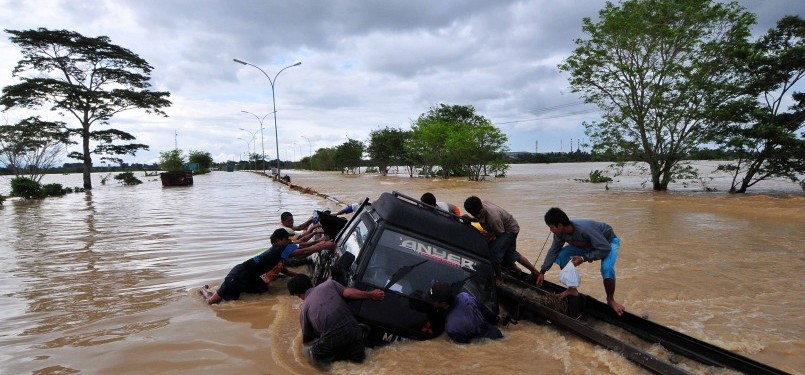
top-left (0, 164), bottom-right (802, 374)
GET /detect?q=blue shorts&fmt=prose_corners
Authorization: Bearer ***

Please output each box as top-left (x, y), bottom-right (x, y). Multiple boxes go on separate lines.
top-left (555, 236), bottom-right (620, 280)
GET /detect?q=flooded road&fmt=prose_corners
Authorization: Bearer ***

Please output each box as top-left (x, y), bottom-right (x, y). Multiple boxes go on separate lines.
top-left (0, 163), bottom-right (802, 374)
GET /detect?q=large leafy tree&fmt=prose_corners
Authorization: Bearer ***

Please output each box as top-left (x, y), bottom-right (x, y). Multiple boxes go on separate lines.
top-left (334, 138), bottom-right (365, 174)
top-left (461, 122), bottom-right (510, 180)
top-left (311, 146), bottom-right (338, 171)
top-left (410, 104), bottom-right (509, 180)
top-left (0, 116), bottom-right (71, 182)
top-left (366, 126), bottom-right (406, 176)
top-left (559, 0), bottom-right (755, 190)
top-left (0, 28), bottom-right (171, 189)
top-left (716, 16), bottom-right (805, 193)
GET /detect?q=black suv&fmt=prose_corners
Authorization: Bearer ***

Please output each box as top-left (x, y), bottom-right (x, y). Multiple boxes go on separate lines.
top-left (312, 191), bottom-right (497, 346)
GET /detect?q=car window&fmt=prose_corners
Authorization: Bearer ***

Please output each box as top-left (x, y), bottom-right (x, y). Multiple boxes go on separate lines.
top-left (361, 229), bottom-right (493, 304)
top-left (341, 215), bottom-right (372, 259)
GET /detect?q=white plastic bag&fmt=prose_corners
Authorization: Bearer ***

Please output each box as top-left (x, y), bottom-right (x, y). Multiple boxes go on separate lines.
top-left (559, 262), bottom-right (581, 288)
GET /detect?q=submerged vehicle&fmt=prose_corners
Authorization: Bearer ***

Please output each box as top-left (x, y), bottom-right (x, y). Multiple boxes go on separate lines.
top-left (311, 191), bottom-right (496, 345)
top-left (311, 191), bottom-right (789, 375)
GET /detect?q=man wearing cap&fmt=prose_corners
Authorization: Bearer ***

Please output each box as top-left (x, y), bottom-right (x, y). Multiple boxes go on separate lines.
top-left (429, 282), bottom-right (503, 344)
top-left (287, 274), bottom-right (385, 370)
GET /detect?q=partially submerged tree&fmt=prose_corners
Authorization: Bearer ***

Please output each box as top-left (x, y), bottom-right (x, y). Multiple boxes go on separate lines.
top-left (311, 146), bottom-right (338, 171)
top-left (715, 15), bottom-right (805, 193)
top-left (366, 126), bottom-right (406, 176)
top-left (334, 138), bottom-right (365, 174)
top-left (410, 104), bottom-right (509, 180)
top-left (188, 150), bottom-right (214, 174)
top-left (460, 121), bottom-right (510, 180)
top-left (0, 28), bottom-right (171, 189)
top-left (0, 116), bottom-right (71, 182)
top-left (560, 0), bottom-right (755, 190)
top-left (159, 149), bottom-right (185, 172)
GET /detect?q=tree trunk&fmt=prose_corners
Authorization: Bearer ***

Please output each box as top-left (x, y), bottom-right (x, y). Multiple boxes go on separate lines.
top-left (650, 163), bottom-right (663, 191)
top-left (736, 150), bottom-right (769, 193)
top-left (736, 172), bottom-right (754, 193)
top-left (82, 125), bottom-right (92, 190)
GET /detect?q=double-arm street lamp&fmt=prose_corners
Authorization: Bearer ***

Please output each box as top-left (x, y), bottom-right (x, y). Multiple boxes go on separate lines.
top-left (238, 128), bottom-right (259, 170)
top-left (236, 137), bottom-right (252, 168)
top-left (301, 136), bottom-right (312, 170)
top-left (233, 58), bottom-right (301, 177)
top-left (241, 111), bottom-right (270, 172)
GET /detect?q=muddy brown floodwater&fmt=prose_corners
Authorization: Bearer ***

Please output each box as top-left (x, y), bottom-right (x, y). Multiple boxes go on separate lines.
top-left (0, 162), bottom-right (802, 374)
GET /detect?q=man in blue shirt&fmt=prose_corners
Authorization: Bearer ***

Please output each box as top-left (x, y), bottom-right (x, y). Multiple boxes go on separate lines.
top-left (199, 229), bottom-right (334, 304)
top-left (428, 282), bottom-right (503, 344)
top-left (537, 207), bottom-right (625, 315)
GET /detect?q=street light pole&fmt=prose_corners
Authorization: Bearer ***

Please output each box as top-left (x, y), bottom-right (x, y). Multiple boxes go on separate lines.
top-left (238, 128), bottom-right (258, 170)
top-left (301, 136), bottom-right (312, 170)
top-left (233, 58), bottom-right (301, 177)
top-left (236, 137), bottom-right (251, 169)
top-left (241, 111), bottom-right (270, 173)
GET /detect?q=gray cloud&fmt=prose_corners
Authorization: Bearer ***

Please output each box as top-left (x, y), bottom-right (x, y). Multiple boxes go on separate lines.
top-left (0, 0), bottom-right (801, 165)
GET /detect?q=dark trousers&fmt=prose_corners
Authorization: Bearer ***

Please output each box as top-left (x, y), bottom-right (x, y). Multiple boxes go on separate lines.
top-left (306, 324), bottom-right (365, 369)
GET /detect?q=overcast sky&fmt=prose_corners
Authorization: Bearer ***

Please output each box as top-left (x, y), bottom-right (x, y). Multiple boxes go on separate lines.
top-left (1, 0), bottom-right (802, 165)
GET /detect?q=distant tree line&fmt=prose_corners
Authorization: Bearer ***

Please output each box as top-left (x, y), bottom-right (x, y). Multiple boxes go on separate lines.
top-left (282, 104), bottom-right (511, 181)
top-left (276, 144), bottom-right (740, 174)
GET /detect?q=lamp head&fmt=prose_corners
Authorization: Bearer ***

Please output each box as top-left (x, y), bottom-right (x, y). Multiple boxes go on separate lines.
top-left (292, 61), bottom-right (301, 66)
top-left (233, 58), bottom-right (248, 65)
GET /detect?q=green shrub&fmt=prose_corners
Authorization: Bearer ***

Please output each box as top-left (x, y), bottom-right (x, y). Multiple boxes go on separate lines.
top-left (10, 177), bottom-right (42, 199)
top-left (573, 170), bottom-right (613, 183)
top-left (159, 149), bottom-right (186, 172)
top-left (41, 183), bottom-right (68, 196)
top-left (0, 193), bottom-right (5, 206)
top-left (10, 178), bottom-right (74, 199)
top-left (588, 170), bottom-right (613, 183)
top-left (114, 172), bottom-right (143, 185)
